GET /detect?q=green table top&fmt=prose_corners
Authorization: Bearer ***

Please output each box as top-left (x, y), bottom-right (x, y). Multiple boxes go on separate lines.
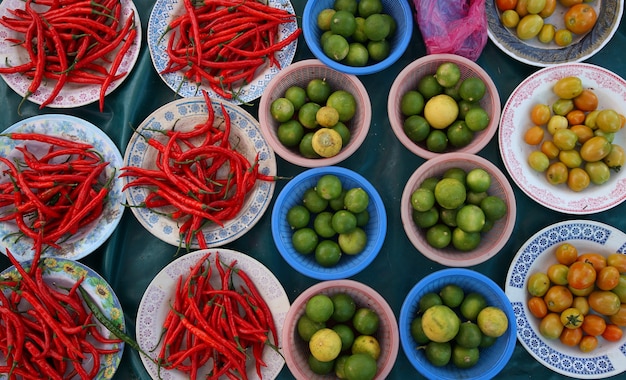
top-left (1, 0), bottom-right (625, 379)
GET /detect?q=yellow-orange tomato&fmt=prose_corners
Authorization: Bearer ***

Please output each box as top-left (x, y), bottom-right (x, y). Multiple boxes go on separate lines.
top-left (569, 284), bottom-right (594, 297)
top-left (596, 265), bottom-right (620, 291)
top-left (547, 263), bottom-right (570, 285)
top-left (579, 335), bottom-right (598, 353)
top-left (560, 307), bottom-right (584, 329)
top-left (581, 314), bottom-right (606, 336)
top-left (539, 0), bottom-right (557, 17)
top-left (567, 261), bottom-right (596, 290)
top-left (570, 124), bottom-right (594, 144)
top-left (607, 253), bottom-right (626, 273)
top-left (544, 285), bottom-right (573, 313)
top-left (546, 161), bottom-right (569, 185)
top-left (541, 140), bottom-right (560, 160)
top-left (567, 167), bottom-right (590, 192)
top-left (572, 296), bottom-right (590, 315)
top-left (601, 324), bottom-right (624, 342)
top-left (588, 290), bottom-right (621, 316)
top-left (559, 0), bottom-right (583, 6)
top-left (496, 0), bottom-right (518, 11)
top-left (573, 89), bottom-right (599, 112)
top-left (524, 125), bottom-right (545, 145)
top-left (554, 242), bottom-right (579, 265)
top-left (539, 313), bottom-right (564, 339)
top-left (530, 103), bottom-right (552, 125)
top-left (560, 327), bottom-right (583, 346)
top-left (609, 304), bottom-right (626, 326)
top-left (566, 110), bottom-right (586, 126)
top-left (515, 0), bottom-right (530, 16)
top-left (564, 4), bottom-right (598, 35)
top-left (577, 252), bottom-right (607, 272)
top-left (528, 296), bottom-right (548, 318)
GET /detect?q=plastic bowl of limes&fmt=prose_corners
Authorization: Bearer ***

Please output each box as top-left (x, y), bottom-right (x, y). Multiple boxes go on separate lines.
top-left (258, 59), bottom-right (371, 168)
top-left (399, 268), bottom-right (517, 379)
top-left (282, 279), bottom-right (399, 379)
top-left (302, 0), bottom-right (413, 75)
top-left (271, 166), bottom-right (386, 280)
top-left (388, 53), bottom-right (501, 160)
top-left (400, 152), bottom-right (517, 267)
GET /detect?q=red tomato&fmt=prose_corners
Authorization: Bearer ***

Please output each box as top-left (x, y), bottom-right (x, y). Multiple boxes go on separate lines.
top-left (567, 261), bottom-right (596, 290)
top-left (581, 314), bottom-right (606, 336)
top-left (560, 327), bottom-right (583, 346)
top-left (496, 0), bottom-right (518, 11)
top-left (601, 324), bottom-right (624, 342)
top-left (564, 4), bottom-right (598, 35)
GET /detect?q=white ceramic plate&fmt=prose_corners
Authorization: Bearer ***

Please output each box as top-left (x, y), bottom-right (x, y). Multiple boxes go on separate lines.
top-left (1, 257), bottom-right (125, 379)
top-left (505, 220), bottom-right (626, 379)
top-left (0, 0), bottom-right (142, 108)
top-left (499, 63), bottom-right (626, 214)
top-left (136, 248), bottom-right (290, 380)
top-left (0, 115), bottom-right (125, 261)
top-left (486, 0), bottom-right (623, 67)
top-left (123, 97), bottom-right (276, 248)
top-left (147, 0), bottom-right (298, 104)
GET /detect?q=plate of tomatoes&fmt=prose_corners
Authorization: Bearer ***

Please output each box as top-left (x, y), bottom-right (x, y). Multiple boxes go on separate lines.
top-left (505, 219), bottom-right (626, 379)
top-left (486, 0), bottom-right (623, 66)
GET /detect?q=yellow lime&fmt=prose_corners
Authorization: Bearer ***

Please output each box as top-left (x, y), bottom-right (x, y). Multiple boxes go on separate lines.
top-left (424, 94), bottom-right (459, 129)
top-left (435, 62), bottom-right (461, 88)
top-left (316, 106), bottom-right (340, 128)
top-left (317, 8), bottom-right (336, 31)
top-left (421, 304), bottom-right (461, 343)
top-left (351, 335), bottom-right (381, 360)
top-left (309, 328), bottom-right (342, 362)
top-left (434, 177), bottom-right (466, 210)
top-left (477, 306), bottom-right (509, 338)
top-left (312, 128), bottom-right (343, 157)
top-left (270, 97), bottom-right (295, 122)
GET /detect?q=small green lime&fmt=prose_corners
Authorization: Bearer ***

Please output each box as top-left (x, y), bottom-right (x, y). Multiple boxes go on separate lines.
top-left (352, 17), bottom-right (368, 43)
top-left (420, 177), bottom-right (440, 192)
top-left (303, 187), bottom-right (329, 213)
top-left (426, 223), bottom-right (452, 249)
top-left (455, 321), bottom-right (483, 349)
top-left (344, 42), bottom-right (369, 67)
top-left (334, 0), bottom-right (358, 13)
top-left (332, 323), bottom-right (355, 352)
top-left (460, 292), bottom-right (487, 321)
top-left (331, 293), bottom-right (357, 322)
top-left (439, 207), bottom-right (458, 228)
top-left (329, 189), bottom-right (347, 211)
top-left (435, 62), bottom-right (461, 88)
top-left (411, 187), bottom-right (435, 212)
top-left (447, 120), bottom-right (474, 148)
top-left (401, 90), bottom-right (425, 116)
top-left (403, 115), bottom-right (430, 143)
top-left (277, 119), bottom-right (304, 147)
top-left (451, 227), bottom-right (481, 251)
top-left (410, 316), bottom-right (431, 344)
top-left (330, 10), bottom-right (357, 38)
top-left (343, 353), bottom-right (377, 380)
top-left (307, 79), bottom-right (332, 104)
top-left (354, 209), bottom-right (369, 226)
top-left (308, 354), bottom-right (335, 375)
top-left (456, 204), bottom-right (486, 233)
top-left (363, 13), bottom-right (390, 42)
top-left (358, 0), bottom-right (383, 18)
top-left (452, 345), bottom-right (480, 369)
top-left (424, 341), bottom-right (452, 367)
top-left (292, 227), bottom-right (318, 255)
top-left (338, 227), bottom-right (367, 255)
top-left (426, 129), bottom-right (448, 153)
top-left (459, 77), bottom-right (486, 102)
top-left (465, 107), bottom-right (490, 132)
top-left (343, 187), bottom-right (369, 214)
top-left (327, 90), bottom-right (357, 122)
top-left (287, 204), bottom-right (310, 229)
top-left (270, 97), bottom-right (295, 122)
top-left (313, 211), bottom-right (336, 238)
top-left (418, 292), bottom-right (443, 314)
top-left (297, 314), bottom-right (325, 341)
top-left (285, 86), bottom-right (306, 110)
top-left (316, 174), bottom-right (343, 200)
top-left (434, 177), bottom-right (467, 210)
top-left (331, 210), bottom-right (357, 234)
top-left (439, 284), bottom-right (464, 308)
top-left (299, 132), bottom-right (321, 158)
top-left (323, 33), bottom-right (350, 61)
top-left (417, 75), bottom-right (444, 99)
top-left (315, 240), bottom-right (342, 267)
top-left (352, 307), bottom-right (379, 335)
top-left (480, 195), bottom-right (507, 221)
top-left (466, 191), bottom-right (488, 206)
top-left (465, 168), bottom-right (491, 193)
top-left (299, 102), bottom-right (322, 129)
top-left (306, 294), bottom-right (335, 323)
top-left (367, 39), bottom-right (390, 61)
top-left (412, 207), bottom-right (439, 229)
top-left (332, 122), bottom-right (351, 146)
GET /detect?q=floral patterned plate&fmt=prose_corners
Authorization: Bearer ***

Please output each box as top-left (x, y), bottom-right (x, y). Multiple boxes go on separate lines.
top-left (498, 63), bottom-right (626, 214)
top-left (505, 220), bottom-right (626, 379)
top-left (136, 248), bottom-right (290, 380)
top-left (0, 115), bottom-right (125, 261)
top-left (0, 0), bottom-right (142, 108)
top-left (0, 257), bottom-right (125, 379)
top-left (123, 97), bottom-right (276, 248)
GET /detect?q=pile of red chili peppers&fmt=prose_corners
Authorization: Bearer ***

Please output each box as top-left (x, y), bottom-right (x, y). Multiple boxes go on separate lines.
top-left (0, 249), bottom-right (123, 379)
top-left (0, 132), bottom-right (113, 263)
top-left (162, 0), bottom-right (301, 100)
top-left (0, 0), bottom-right (137, 111)
top-left (156, 251), bottom-right (278, 380)
top-left (121, 91), bottom-right (275, 250)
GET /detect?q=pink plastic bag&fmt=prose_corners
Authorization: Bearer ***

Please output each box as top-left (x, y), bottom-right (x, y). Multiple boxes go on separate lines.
top-left (414, 0), bottom-right (488, 61)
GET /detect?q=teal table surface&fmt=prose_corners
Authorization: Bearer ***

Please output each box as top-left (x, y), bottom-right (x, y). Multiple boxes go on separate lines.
top-left (1, 0), bottom-right (625, 379)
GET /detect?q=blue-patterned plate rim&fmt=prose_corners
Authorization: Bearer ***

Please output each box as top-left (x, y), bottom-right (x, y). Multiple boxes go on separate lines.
top-left (1, 257), bottom-right (125, 379)
top-left (505, 220), bottom-right (626, 378)
top-left (0, 115), bottom-right (125, 262)
top-left (146, 0), bottom-right (298, 104)
top-left (486, 0), bottom-right (623, 67)
top-left (136, 248), bottom-right (289, 380)
top-left (123, 97), bottom-right (276, 248)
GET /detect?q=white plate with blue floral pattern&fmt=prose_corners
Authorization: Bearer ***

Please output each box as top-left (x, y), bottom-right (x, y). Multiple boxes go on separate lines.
top-left (505, 220), bottom-right (626, 379)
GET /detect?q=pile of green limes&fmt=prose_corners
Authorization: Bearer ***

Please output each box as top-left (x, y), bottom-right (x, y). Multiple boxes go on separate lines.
top-left (270, 78), bottom-right (357, 159)
top-left (298, 292), bottom-right (381, 379)
top-left (316, 0), bottom-right (397, 66)
top-left (409, 166), bottom-right (508, 251)
top-left (287, 174), bottom-right (370, 267)
top-left (400, 61), bottom-right (490, 153)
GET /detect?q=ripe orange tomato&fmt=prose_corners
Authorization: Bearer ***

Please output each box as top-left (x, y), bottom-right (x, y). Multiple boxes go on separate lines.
top-left (601, 324), bottom-right (624, 342)
top-left (610, 304), bottom-right (626, 326)
top-left (579, 335), bottom-right (598, 353)
top-left (528, 296), bottom-right (548, 318)
top-left (564, 4), bottom-right (598, 35)
top-left (560, 327), bottom-right (583, 346)
top-left (577, 252), bottom-right (607, 272)
top-left (573, 89), bottom-right (598, 112)
top-left (544, 285), bottom-right (573, 313)
top-left (567, 261), bottom-right (596, 290)
top-left (496, 0), bottom-right (518, 11)
top-left (554, 242), bottom-right (578, 265)
top-left (566, 110), bottom-right (586, 126)
top-left (581, 314), bottom-right (606, 336)
top-left (524, 125), bottom-right (545, 145)
top-left (596, 265), bottom-right (620, 291)
top-left (588, 290), bottom-right (621, 316)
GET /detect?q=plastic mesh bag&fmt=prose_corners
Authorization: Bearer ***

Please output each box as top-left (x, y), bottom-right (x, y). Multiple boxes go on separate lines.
top-left (413, 0), bottom-right (488, 61)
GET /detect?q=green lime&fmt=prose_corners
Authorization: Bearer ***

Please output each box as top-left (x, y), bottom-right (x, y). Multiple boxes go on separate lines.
top-left (367, 39), bottom-right (390, 62)
top-left (424, 341), bottom-right (451, 367)
top-left (314, 211), bottom-right (336, 238)
top-left (352, 307), bottom-right (379, 335)
top-left (331, 293), bottom-right (357, 322)
top-left (270, 97), bottom-right (295, 122)
top-left (277, 119), bottom-right (304, 147)
top-left (465, 107), bottom-right (490, 132)
top-left (335, 355), bottom-right (350, 379)
top-left (456, 204), bottom-right (486, 233)
top-left (331, 210), bottom-right (357, 234)
top-left (343, 353), bottom-right (377, 380)
top-left (287, 204), bottom-right (310, 229)
top-left (442, 167), bottom-right (467, 185)
top-left (334, 0), bottom-right (357, 13)
top-left (343, 187), bottom-right (369, 213)
top-left (411, 187), bottom-right (435, 212)
top-left (284, 85), bottom-right (306, 110)
top-left (412, 207), bottom-right (439, 229)
top-left (308, 354), bottom-right (335, 375)
top-left (315, 240), bottom-right (342, 267)
top-left (466, 191), bottom-right (488, 206)
top-left (447, 120), bottom-right (474, 148)
top-left (458, 99), bottom-right (478, 119)
top-left (417, 75), bottom-right (444, 99)
top-left (439, 207), bottom-right (458, 227)
top-left (316, 106), bottom-right (340, 128)
top-left (320, 30), bottom-right (335, 47)
top-left (332, 121), bottom-right (351, 146)
top-left (381, 13), bottom-right (397, 35)
top-left (307, 78), bottom-right (332, 103)
top-left (317, 8), bottom-right (336, 31)
top-left (363, 13), bottom-right (390, 41)
top-left (401, 90), bottom-right (425, 116)
top-left (344, 42), bottom-right (369, 67)
top-left (480, 334), bottom-right (497, 348)
top-left (354, 210), bottom-right (369, 226)
top-left (435, 62), bottom-right (461, 88)
top-left (352, 17), bottom-right (368, 43)
top-left (455, 321), bottom-right (483, 349)
top-left (452, 345), bottom-right (480, 368)
top-left (459, 77), bottom-right (486, 102)
top-left (330, 10), bottom-right (357, 37)
top-left (303, 187), bottom-right (329, 213)
top-left (316, 174), bottom-right (343, 200)
top-left (426, 129), bottom-right (448, 153)
top-left (403, 115), bottom-right (430, 143)
top-left (323, 34), bottom-right (350, 61)
top-left (338, 227), bottom-right (367, 255)
top-left (297, 314), bottom-right (325, 341)
top-left (299, 132), bottom-right (321, 158)
top-left (327, 90), bottom-right (357, 122)
top-left (418, 292), bottom-right (443, 314)
top-left (306, 294), bottom-right (335, 323)
top-left (410, 316), bottom-right (431, 344)
top-left (439, 284), bottom-right (464, 308)
top-left (332, 323), bottom-right (355, 352)
top-left (451, 227), bottom-right (481, 251)
top-left (480, 195), bottom-right (507, 221)
top-left (292, 227), bottom-right (318, 255)
top-left (426, 223), bottom-right (452, 249)
top-left (358, 0), bottom-right (383, 18)
top-left (329, 189), bottom-right (347, 211)
top-left (434, 177), bottom-right (466, 210)
top-left (299, 102), bottom-right (322, 129)
top-left (465, 168), bottom-right (491, 193)
top-left (481, 218), bottom-right (495, 233)
top-left (420, 177), bottom-right (440, 192)
top-left (444, 82), bottom-right (462, 101)
top-left (460, 292), bottom-right (487, 321)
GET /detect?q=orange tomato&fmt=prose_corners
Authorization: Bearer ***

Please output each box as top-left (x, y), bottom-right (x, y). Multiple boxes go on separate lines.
top-left (524, 125), bottom-right (545, 145)
top-left (541, 140), bottom-right (560, 160)
top-left (566, 110), bottom-right (586, 126)
top-left (573, 89), bottom-right (598, 111)
top-left (567, 261), bottom-right (596, 290)
top-left (596, 265), bottom-right (620, 291)
top-left (588, 290), bottom-right (621, 316)
top-left (547, 263), bottom-right (569, 285)
top-left (564, 4), bottom-right (598, 35)
top-left (496, 0), bottom-right (518, 11)
top-left (601, 324), bottom-right (624, 342)
top-left (539, 0), bottom-right (557, 18)
top-left (607, 253), bottom-right (626, 273)
top-left (581, 314), bottom-right (606, 336)
top-left (577, 252), bottom-right (606, 272)
top-left (579, 335), bottom-right (598, 353)
top-left (544, 285), bottom-right (573, 313)
top-left (559, 326), bottom-right (583, 346)
top-left (554, 242), bottom-right (578, 265)
top-left (530, 103), bottom-right (552, 125)
top-left (610, 304), bottom-right (626, 326)
top-left (570, 124), bottom-right (594, 144)
top-left (567, 167), bottom-right (590, 192)
top-left (559, 0), bottom-right (583, 6)
top-left (539, 313), bottom-right (564, 339)
top-left (528, 296), bottom-right (549, 318)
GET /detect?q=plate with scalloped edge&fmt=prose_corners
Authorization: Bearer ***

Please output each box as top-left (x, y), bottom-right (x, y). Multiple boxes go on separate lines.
top-left (0, 0), bottom-right (142, 108)
top-left (0, 114), bottom-right (125, 261)
top-left (505, 219), bottom-right (626, 379)
top-left (1, 257), bottom-right (125, 379)
top-left (136, 248), bottom-right (290, 380)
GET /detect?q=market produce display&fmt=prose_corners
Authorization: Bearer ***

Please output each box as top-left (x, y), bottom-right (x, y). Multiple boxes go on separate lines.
top-left (0, 0), bottom-right (625, 379)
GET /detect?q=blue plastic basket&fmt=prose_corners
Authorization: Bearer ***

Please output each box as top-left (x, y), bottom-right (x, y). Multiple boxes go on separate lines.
top-left (271, 166), bottom-right (387, 280)
top-left (399, 268), bottom-right (517, 380)
top-left (302, 0), bottom-right (414, 75)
